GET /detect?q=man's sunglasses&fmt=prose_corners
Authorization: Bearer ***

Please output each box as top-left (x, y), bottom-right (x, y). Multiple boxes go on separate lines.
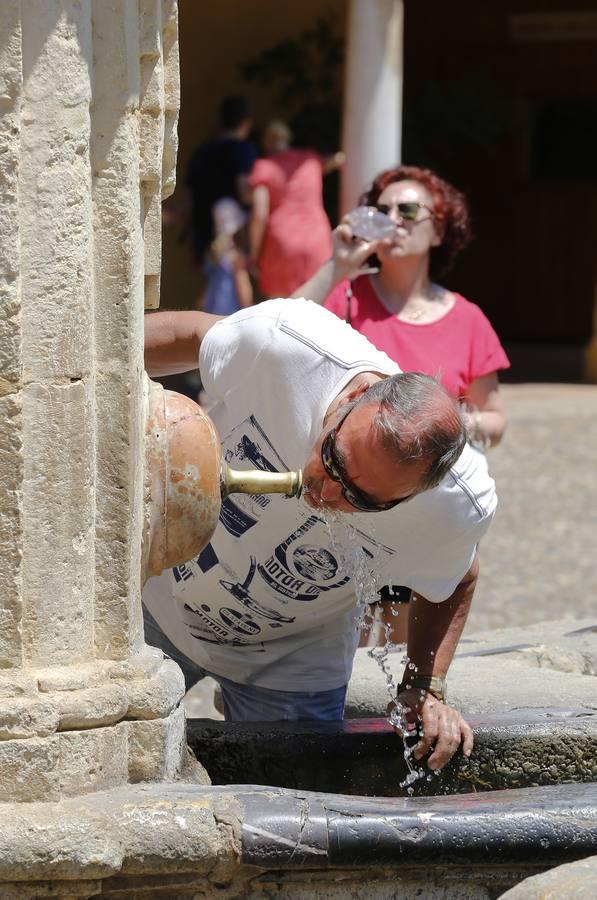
top-left (375, 201), bottom-right (433, 222)
top-left (320, 410), bottom-right (411, 513)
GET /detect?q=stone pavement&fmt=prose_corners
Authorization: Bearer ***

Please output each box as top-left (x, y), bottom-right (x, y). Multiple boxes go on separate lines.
top-left (470, 383), bottom-right (597, 632)
top-left (501, 854), bottom-right (597, 899)
top-left (346, 615), bottom-right (597, 718)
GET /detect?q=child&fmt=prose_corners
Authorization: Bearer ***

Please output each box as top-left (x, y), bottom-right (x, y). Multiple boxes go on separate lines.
top-left (202, 199), bottom-right (253, 315)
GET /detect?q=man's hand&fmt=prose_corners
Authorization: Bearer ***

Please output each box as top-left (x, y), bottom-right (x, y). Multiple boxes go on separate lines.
top-left (390, 687), bottom-right (473, 771)
top-left (391, 559), bottom-right (479, 770)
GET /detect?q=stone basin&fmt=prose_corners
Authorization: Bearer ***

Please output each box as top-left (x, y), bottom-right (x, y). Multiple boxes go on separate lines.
top-left (181, 710), bottom-right (597, 896)
top-left (187, 707), bottom-right (597, 797)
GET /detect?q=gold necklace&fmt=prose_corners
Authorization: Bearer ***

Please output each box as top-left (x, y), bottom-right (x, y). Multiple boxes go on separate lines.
top-left (403, 285), bottom-right (447, 321)
top-left (372, 276), bottom-right (444, 322)
top-left (403, 306), bottom-right (426, 321)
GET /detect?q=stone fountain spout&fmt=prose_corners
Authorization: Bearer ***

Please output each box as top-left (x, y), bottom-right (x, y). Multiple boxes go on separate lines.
top-left (143, 378), bottom-right (302, 581)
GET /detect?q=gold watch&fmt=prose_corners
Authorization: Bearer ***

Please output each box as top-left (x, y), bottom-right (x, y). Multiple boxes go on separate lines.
top-left (397, 674), bottom-right (446, 702)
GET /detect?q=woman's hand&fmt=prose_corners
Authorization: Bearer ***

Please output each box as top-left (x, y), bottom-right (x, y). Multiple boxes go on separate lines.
top-left (390, 687), bottom-right (473, 771)
top-left (292, 223), bottom-right (389, 303)
top-left (330, 222), bottom-right (387, 282)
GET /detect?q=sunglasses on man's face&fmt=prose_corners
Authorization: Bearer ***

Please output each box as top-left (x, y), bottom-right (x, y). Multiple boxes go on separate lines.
top-left (320, 413), bottom-right (411, 513)
top-left (375, 200), bottom-right (433, 222)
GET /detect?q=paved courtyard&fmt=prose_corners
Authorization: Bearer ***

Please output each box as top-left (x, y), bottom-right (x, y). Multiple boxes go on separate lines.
top-left (470, 383), bottom-right (597, 632)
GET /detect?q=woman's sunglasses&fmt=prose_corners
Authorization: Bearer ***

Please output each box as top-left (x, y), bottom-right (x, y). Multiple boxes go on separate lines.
top-left (375, 201), bottom-right (433, 222)
top-left (320, 410), bottom-right (411, 513)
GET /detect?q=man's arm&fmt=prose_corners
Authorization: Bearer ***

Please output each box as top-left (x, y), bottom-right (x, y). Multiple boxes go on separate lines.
top-left (144, 310), bottom-right (223, 377)
top-left (391, 555), bottom-right (479, 770)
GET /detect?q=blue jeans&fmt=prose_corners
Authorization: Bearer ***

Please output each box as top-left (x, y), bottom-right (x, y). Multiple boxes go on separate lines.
top-left (143, 607), bottom-right (347, 722)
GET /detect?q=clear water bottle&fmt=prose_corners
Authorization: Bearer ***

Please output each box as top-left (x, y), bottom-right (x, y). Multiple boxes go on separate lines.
top-left (345, 205), bottom-right (397, 242)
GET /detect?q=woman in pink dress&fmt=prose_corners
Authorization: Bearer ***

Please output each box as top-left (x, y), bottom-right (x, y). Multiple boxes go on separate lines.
top-left (249, 121), bottom-right (344, 298)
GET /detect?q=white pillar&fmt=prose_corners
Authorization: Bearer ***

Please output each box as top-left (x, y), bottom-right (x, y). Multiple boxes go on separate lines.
top-left (341, 0), bottom-right (404, 214)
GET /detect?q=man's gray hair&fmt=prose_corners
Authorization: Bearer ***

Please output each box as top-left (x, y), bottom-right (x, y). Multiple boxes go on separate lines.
top-left (354, 373), bottom-right (467, 492)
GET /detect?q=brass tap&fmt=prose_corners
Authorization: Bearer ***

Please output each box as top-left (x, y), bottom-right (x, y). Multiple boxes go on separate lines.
top-left (221, 465), bottom-right (302, 499)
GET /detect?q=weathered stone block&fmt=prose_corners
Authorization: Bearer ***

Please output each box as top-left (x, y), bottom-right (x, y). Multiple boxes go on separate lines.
top-left (0, 391), bottom-right (23, 669)
top-left (0, 736), bottom-right (60, 802)
top-left (139, 0), bottom-right (162, 57)
top-left (501, 854), bottom-right (597, 898)
top-left (0, 671), bottom-right (37, 698)
top-left (108, 644), bottom-right (164, 683)
top-left (20, 1), bottom-right (93, 384)
top-left (126, 657), bottom-right (184, 720)
top-left (127, 704), bottom-right (185, 782)
top-left (0, 697), bottom-right (59, 740)
top-left (142, 184), bottom-right (162, 272)
top-left (56, 684), bottom-right (129, 730)
top-left (0, 880), bottom-right (103, 898)
top-left (37, 668), bottom-right (90, 693)
top-left (58, 723), bottom-right (128, 797)
top-left (21, 380), bottom-right (94, 667)
top-left (94, 372), bottom-right (144, 660)
top-left (0, 607), bottom-right (23, 671)
top-left (140, 105), bottom-right (163, 182)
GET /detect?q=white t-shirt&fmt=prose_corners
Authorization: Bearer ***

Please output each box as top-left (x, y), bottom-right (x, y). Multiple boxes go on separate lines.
top-left (143, 299), bottom-right (497, 691)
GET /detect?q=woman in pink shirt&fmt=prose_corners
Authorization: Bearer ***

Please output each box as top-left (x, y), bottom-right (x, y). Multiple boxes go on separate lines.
top-left (249, 121), bottom-right (344, 298)
top-left (299, 165), bottom-right (509, 450)
top-left (297, 165), bottom-right (509, 647)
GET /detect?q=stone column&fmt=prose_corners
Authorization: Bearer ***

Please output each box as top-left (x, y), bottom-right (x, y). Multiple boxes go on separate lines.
top-left (340, 0), bottom-right (404, 213)
top-left (0, 0), bottom-right (186, 803)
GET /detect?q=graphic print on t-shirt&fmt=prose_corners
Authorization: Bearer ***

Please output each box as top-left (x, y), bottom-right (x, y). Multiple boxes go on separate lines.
top-left (219, 555), bottom-right (296, 624)
top-left (182, 601), bottom-right (265, 649)
top-left (219, 414), bottom-right (291, 537)
top-left (257, 515), bottom-right (351, 602)
top-left (168, 409), bottom-right (398, 653)
top-left (174, 509), bottom-right (398, 650)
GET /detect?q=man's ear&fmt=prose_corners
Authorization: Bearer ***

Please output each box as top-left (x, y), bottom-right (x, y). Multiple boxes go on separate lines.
top-left (340, 373), bottom-right (380, 405)
top-left (325, 373), bottom-right (383, 422)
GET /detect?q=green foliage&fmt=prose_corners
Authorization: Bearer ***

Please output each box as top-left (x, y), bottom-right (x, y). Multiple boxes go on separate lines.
top-left (240, 19), bottom-right (514, 216)
top-left (239, 13), bottom-right (343, 155)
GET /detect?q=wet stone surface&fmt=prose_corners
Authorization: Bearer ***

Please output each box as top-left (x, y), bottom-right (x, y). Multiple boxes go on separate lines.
top-left (187, 708), bottom-right (597, 798)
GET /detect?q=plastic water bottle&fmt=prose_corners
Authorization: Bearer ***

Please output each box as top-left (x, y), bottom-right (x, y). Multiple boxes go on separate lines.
top-left (345, 205), bottom-right (397, 242)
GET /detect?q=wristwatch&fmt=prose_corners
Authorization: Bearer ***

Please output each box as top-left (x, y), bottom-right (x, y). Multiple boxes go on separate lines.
top-left (397, 674), bottom-right (446, 702)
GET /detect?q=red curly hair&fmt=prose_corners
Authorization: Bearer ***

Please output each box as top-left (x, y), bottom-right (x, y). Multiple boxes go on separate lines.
top-left (359, 165), bottom-right (472, 278)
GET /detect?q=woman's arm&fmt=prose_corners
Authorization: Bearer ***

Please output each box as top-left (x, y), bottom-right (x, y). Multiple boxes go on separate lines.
top-left (465, 372), bottom-right (507, 448)
top-left (229, 247), bottom-right (254, 309)
top-left (248, 184), bottom-right (270, 272)
top-left (322, 150), bottom-right (346, 175)
top-left (293, 223), bottom-right (385, 302)
top-left (144, 310), bottom-right (223, 377)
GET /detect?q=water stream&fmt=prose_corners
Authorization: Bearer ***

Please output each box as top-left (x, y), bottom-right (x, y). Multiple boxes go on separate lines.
top-left (321, 511), bottom-right (429, 792)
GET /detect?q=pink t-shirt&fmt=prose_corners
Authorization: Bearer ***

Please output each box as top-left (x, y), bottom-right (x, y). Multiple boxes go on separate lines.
top-left (250, 149), bottom-right (333, 297)
top-left (324, 276), bottom-right (510, 399)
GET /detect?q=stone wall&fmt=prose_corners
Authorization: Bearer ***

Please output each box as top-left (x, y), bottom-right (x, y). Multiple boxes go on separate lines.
top-left (0, 0), bottom-right (185, 802)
